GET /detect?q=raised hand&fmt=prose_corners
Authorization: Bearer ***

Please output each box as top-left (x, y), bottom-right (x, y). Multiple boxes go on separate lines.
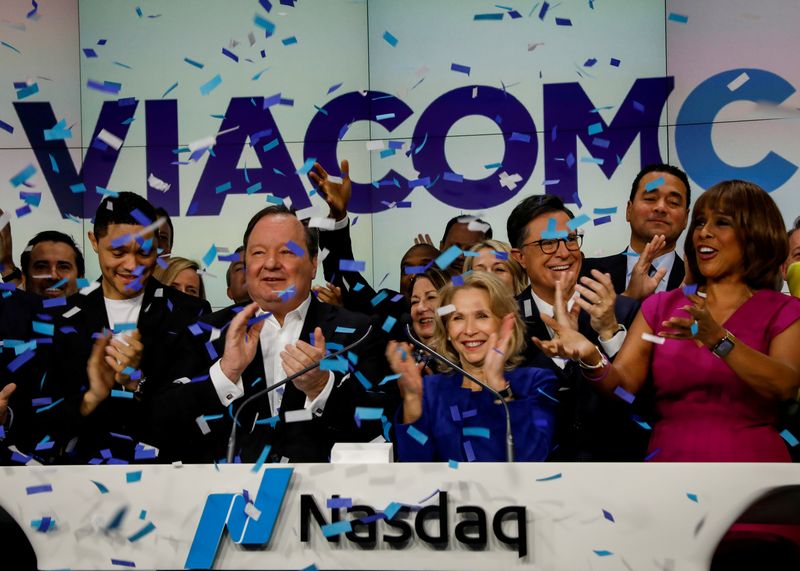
top-left (81, 332), bottom-right (117, 416)
top-left (414, 233), bottom-right (434, 246)
top-left (575, 270), bottom-right (620, 340)
top-left (309, 160), bottom-right (351, 221)
top-left (0, 383), bottom-right (16, 426)
top-left (623, 235), bottom-right (668, 301)
top-left (313, 282), bottom-right (343, 307)
top-left (533, 276), bottom-right (595, 362)
top-left (553, 273), bottom-right (581, 331)
top-left (219, 302), bottom-right (267, 381)
top-left (281, 326), bottom-right (328, 400)
top-left (483, 313), bottom-right (514, 391)
top-left (386, 341), bottom-right (425, 423)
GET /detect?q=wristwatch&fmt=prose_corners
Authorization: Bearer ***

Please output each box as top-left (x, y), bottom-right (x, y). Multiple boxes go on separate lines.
top-left (710, 330), bottom-right (736, 358)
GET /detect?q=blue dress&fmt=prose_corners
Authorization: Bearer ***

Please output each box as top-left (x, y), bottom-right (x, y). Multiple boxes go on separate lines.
top-left (395, 367), bottom-right (558, 462)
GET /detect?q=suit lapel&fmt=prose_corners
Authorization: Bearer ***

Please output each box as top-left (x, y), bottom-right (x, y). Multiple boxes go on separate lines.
top-left (610, 252), bottom-right (629, 294)
top-left (667, 255), bottom-right (685, 290)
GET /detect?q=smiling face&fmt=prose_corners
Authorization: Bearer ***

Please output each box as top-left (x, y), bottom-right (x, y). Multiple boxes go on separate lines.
top-left (89, 224), bottom-right (157, 300)
top-left (446, 287), bottom-right (502, 372)
top-left (471, 247), bottom-right (514, 292)
top-left (692, 207), bottom-right (744, 284)
top-left (440, 223), bottom-right (486, 274)
top-left (410, 277), bottom-right (440, 341)
top-left (25, 241), bottom-right (80, 298)
top-left (245, 214), bottom-right (317, 321)
top-left (627, 171), bottom-right (689, 252)
top-left (511, 210), bottom-right (581, 304)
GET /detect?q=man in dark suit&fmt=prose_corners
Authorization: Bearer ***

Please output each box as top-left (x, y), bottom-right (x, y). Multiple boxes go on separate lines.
top-left (583, 164), bottom-right (691, 301)
top-left (39, 192), bottom-right (209, 464)
top-left (153, 205), bottom-right (393, 463)
top-left (508, 194), bottom-right (648, 461)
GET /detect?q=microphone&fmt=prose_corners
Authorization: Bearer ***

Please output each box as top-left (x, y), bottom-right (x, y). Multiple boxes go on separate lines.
top-left (403, 323), bottom-right (515, 462)
top-left (226, 325), bottom-right (374, 463)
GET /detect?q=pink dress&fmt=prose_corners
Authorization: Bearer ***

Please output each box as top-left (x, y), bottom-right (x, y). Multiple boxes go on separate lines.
top-left (641, 288), bottom-right (800, 462)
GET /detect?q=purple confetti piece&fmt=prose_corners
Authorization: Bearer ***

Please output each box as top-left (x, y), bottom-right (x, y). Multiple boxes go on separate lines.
top-left (26, 484), bottom-right (53, 495)
top-left (463, 441), bottom-right (476, 462)
top-left (450, 63), bottom-right (471, 75)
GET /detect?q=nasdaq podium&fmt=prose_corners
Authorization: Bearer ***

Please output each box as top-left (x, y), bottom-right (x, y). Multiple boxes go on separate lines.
top-left (1, 462), bottom-right (798, 570)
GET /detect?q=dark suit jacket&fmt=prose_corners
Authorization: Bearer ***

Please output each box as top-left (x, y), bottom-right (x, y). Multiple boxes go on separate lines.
top-left (582, 250), bottom-right (685, 295)
top-left (152, 296), bottom-right (396, 464)
top-left (41, 278), bottom-right (210, 464)
top-left (319, 222), bottom-right (409, 335)
top-left (516, 286), bottom-right (651, 461)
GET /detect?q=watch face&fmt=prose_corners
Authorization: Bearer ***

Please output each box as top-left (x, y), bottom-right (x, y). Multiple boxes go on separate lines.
top-left (714, 338), bottom-right (735, 357)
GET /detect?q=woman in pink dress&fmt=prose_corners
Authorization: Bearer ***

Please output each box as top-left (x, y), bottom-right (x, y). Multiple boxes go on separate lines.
top-left (534, 180), bottom-right (800, 462)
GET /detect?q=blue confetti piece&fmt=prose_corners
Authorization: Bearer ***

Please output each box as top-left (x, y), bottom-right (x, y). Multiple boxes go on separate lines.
top-left (127, 521), bottom-right (156, 542)
top-left (375, 112), bottom-right (395, 121)
top-left (69, 182), bottom-right (86, 194)
top-left (251, 444), bottom-right (272, 473)
top-left (567, 214), bottom-right (591, 230)
top-left (321, 520), bottom-right (352, 537)
top-left (613, 386), bottom-right (635, 404)
top-left (16, 83), bottom-right (39, 99)
top-left (668, 12), bottom-right (688, 23)
top-left (536, 472), bottom-right (562, 482)
top-left (448, 459), bottom-right (459, 469)
top-left (541, 217), bottom-right (568, 240)
top-left (184, 57), bottom-right (204, 68)
top-left (320, 358), bottom-right (348, 372)
top-left (593, 550), bottom-right (613, 557)
top-left (355, 371), bottom-right (372, 390)
top-left (339, 259), bottom-right (365, 272)
top-left (199, 74), bottom-right (222, 96)
top-left (383, 30), bottom-right (398, 46)
top-left (1, 41), bottom-right (21, 54)
top-left (296, 157), bottom-right (316, 175)
top-left (285, 240), bottom-right (305, 257)
top-left (435, 245), bottom-right (462, 270)
top-left (780, 429), bottom-right (799, 447)
top-left (462, 427), bottom-right (490, 439)
top-left (335, 326), bottom-right (356, 334)
top-left (645, 176), bottom-right (665, 192)
top-left (474, 13), bottom-right (504, 20)
top-left (555, 17), bottom-right (572, 26)
top-left (0, 119), bottom-right (13, 134)
top-left (111, 390), bottom-right (134, 399)
top-left (687, 492), bottom-right (699, 503)
top-left (581, 156), bottom-right (604, 165)
top-left (380, 373), bottom-right (400, 385)
top-left (202, 244), bottom-right (217, 268)
top-left (407, 425), bottom-right (429, 445)
top-left (327, 497), bottom-right (353, 509)
top-left (371, 290), bottom-right (389, 307)
top-left (26, 484), bottom-right (53, 495)
top-left (126, 470), bottom-right (142, 483)
top-left (32, 321), bottom-right (54, 336)
top-left (382, 316), bottom-right (397, 333)
top-left (10, 164), bottom-right (36, 187)
top-left (587, 122), bottom-right (603, 136)
top-left (593, 207), bottom-right (617, 215)
top-left (355, 407), bottom-right (384, 420)
top-left (384, 502), bottom-right (402, 519)
top-left (215, 182), bottom-right (231, 194)
top-left (34, 397), bottom-right (63, 413)
top-left (602, 509), bottom-right (615, 522)
top-left (8, 350), bottom-right (36, 372)
top-left (450, 63), bottom-right (471, 75)
top-left (464, 441), bottom-right (476, 462)
top-left (281, 36), bottom-right (297, 46)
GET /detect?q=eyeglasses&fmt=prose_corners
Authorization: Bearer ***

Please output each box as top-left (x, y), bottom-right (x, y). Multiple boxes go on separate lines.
top-left (521, 233), bottom-right (583, 254)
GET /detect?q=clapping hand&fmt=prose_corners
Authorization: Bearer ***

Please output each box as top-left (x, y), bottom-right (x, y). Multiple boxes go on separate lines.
top-left (575, 270), bottom-right (620, 340)
top-left (281, 327), bottom-right (329, 400)
top-left (386, 341), bottom-right (426, 423)
top-left (623, 235), bottom-right (668, 301)
top-left (533, 276), bottom-right (596, 362)
top-left (483, 313), bottom-right (515, 391)
top-left (658, 293), bottom-right (726, 348)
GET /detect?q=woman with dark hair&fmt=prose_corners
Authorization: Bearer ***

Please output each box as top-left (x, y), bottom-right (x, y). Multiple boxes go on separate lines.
top-left (535, 180), bottom-right (800, 462)
top-left (388, 272), bottom-right (557, 462)
top-left (408, 266), bottom-right (450, 343)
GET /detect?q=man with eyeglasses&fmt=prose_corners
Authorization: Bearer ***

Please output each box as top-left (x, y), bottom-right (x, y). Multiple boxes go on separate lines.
top-left (507, 194), bottom-right (645, 461)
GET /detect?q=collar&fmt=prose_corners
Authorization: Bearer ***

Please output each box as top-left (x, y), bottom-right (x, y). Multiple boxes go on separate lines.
top-left (258, 293), bottom-right (312, 328)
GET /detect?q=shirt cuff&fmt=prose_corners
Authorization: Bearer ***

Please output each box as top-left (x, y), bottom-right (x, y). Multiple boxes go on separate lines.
top-left (599, 326), bottom-right (626, 358)
top-left (209, 360), bottom-right (245, 407)
top-left (328, 216), bottom-right (350, 231)
top-left (304, 371), bottom-right (335, 417)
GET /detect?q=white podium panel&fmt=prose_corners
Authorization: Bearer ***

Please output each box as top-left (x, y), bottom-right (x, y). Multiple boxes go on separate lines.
top-left (1, 463), bottom-right (798, 570)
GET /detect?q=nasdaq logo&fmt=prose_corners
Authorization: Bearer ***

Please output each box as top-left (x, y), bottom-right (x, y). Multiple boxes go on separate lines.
top-left (184, 467), bottom-right (293, 570)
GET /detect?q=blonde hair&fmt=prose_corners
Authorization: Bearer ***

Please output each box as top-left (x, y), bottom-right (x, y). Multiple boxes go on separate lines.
top-left (153, 256), bottom-right (206, 300)
top-left (463, 239), bottom-right (529, 296)
top-left (431, 271), bottom-right (526, 371)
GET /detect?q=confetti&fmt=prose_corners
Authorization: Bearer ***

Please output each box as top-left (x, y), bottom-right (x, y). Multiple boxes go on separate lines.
top-left (321, 520), bottom-right (352, 537)
top-left (602, 509), bottom-right (615, 522)
top-left (668, 12), bottom-right (688, 23)
top-left (285, 240), bottom-right (305, 257)
top-left (567, 214), bottom-right (590, 230)
top-left (199, 74), bottom-right (222, 96)
top-left (450, 63), bottom-right (471, 75)
top-left (251, 444), bottom-right (272, 473)
top-left (435, 245), bottom-right (462, 270)
top-left (285, 408), bottom-right (313, 423)
top-left (26, 484), bottom-right (53, 495)
top-left (687, 493), bottom-right (699, 503)
top-left (406, 425), bottom-right (429, 445)
top-left (462, 427), bottom-right (490, 439)
top-left (536, 472), bottom-right (562, 482)
top-left (382, 31), bottom-right (398, 46)
top-left (10, 164), bottom-right (36, 187)
top-left (641, 332), bottom-right (665, 345)
top-left (727, 72), bottom-right (750, 92)
top-left (645, 176), bottom-right (664, 192)
top-left (126, 470), bottom-right (142, 483)
top-left (437, 304), bottom-right (456, 316)
top-left (339, 260), bottom-right (365, 272)
top-left (780, 429), bottom-right (799, 447)
top-left (613, 386), bottom-right (635, 404)
top-left (127, 522), bottom-right (156, 542)
top-left (593, 550), bottom-right (613, 557)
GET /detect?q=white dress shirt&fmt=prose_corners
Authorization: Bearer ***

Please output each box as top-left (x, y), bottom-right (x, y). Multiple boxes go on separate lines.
top-left (209, 295), bottom-right (335, 417)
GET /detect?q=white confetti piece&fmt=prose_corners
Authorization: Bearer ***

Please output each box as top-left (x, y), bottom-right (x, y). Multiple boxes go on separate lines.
top-left (641, 332), bottom-right (665, 345)
top-left (437, 304), bottom-right (456, 316)
top-left (285, 408), bottom-right (313, 423)
top-left (97, 128), bottom-right (123, 151)
top-left (147, 173), bottom-right (171, 192)
top-left (727, 72), bottom-right (750, 92)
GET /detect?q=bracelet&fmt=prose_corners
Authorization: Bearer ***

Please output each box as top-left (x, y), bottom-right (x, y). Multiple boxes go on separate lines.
top-left (577, 345), bottom-right (607, 370)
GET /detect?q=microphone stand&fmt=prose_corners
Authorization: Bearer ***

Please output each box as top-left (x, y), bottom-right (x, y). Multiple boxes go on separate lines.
top-left (404, 324), bottom-right (515, 462)
top-left (225, 325), bottom-right (374, 463)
